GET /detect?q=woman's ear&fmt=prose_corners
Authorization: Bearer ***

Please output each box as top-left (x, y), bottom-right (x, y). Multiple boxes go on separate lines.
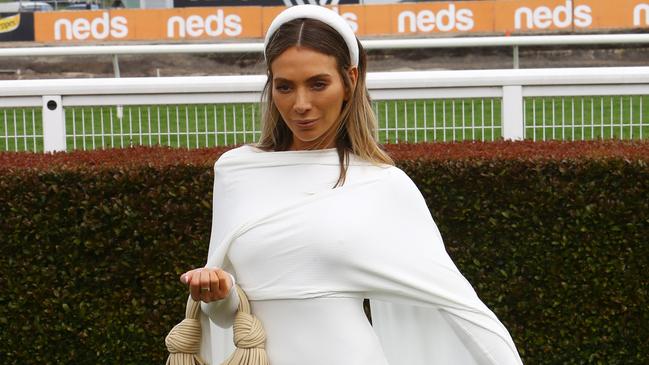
top-left (344, 66), bottom-right (359, 101)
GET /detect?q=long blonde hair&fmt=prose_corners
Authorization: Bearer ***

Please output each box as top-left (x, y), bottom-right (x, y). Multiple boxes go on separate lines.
top-left (256, 18), bottom-right (394, 186)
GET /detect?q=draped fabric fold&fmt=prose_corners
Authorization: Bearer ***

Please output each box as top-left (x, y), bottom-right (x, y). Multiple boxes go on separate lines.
top-left (195, 145), bottom-right (523, 365)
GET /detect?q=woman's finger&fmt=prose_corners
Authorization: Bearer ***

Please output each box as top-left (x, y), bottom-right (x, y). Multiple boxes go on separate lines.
top-left (209, 269), bottom-right (220, 300)
top-left (182, 268), bottom-right (200, 285)
top-left (217, 270), bottom-right (231, 298)
top-left (199, 268), bottom-right (211, 301)
top-left (180, 272), bottom-right (190, 284)
top-left (189, 269), bottom-right (203, 301)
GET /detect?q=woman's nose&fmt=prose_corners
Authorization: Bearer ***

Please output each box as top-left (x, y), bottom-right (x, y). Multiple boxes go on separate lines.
top-left (293, 88), bottom-right (311, 114)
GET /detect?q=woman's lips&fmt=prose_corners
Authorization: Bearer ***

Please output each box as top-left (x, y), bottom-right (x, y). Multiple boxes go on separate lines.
top-left (294, 119), bottom-right (317, 128)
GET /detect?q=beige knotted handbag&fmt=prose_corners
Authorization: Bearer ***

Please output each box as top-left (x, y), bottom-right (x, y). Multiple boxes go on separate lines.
top-left (165, 285), bottom-right (269, 365)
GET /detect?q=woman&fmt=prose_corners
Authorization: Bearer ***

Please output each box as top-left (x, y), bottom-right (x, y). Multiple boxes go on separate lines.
top-left (173, 5), bottom-right (523, 365)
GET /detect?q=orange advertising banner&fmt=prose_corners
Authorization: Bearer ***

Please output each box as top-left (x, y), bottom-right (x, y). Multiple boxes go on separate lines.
top-left (35, 6), bottom-right (262, 42)
top-left (35, 10), bottom-right (127, 42)
top-left (31, 1), bottom-right (649, 44)
top-left (494, 0), bottom-right (584, 34)
top-left (576, 0), bottom-right (649, 31)
top-left (386, 1), bottom-right (495, 36)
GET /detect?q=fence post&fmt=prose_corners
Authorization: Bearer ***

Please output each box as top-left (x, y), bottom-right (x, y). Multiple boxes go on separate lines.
top-left (112, 54), bottom-right (124, 121)
top-left (112, 54), bottom-right (121, 78)
top-left (513, 45), bottom-right (520, 69)
top-left (42, 95), bottom-right (67, 152)
top-left (502, 85), bottom-right (524, 140)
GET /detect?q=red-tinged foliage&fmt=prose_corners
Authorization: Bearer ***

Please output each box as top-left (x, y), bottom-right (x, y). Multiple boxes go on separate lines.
top-left (0, 146), bottom-right (230, 170)
top-left (384, 140), bottom-right (649, 162)
top-left (1, 140), bottom-right (648, 171)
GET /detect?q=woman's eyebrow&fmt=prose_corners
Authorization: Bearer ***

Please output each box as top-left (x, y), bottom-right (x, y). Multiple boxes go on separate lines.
top-left (273, 74), bottom-right (332, 83)
top-left (272, 77), bottom-right (292, 83)
top-left (307, 74), bottom-right (332, 81)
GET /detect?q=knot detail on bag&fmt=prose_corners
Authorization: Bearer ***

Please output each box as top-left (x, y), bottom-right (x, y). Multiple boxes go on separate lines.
top-left (221, 285), bottom-right (270, 365)
top-left (232, 312), bottom-right (267, 350)
top-left (166, 318), bottom-right (202, 354)
top-left (164, 295), bottom-right (206, 365)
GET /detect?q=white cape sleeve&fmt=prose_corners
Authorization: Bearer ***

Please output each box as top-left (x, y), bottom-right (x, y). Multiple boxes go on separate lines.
top-left (365, 168), bottom-right (523, 365)
top-left (371, 300), bottom-right (521, 365)
top-left (198, 158), bottom-right (237, 365)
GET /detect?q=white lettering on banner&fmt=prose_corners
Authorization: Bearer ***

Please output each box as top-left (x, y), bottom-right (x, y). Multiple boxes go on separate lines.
top-left (514, 0), bottom-right (591, 30)
top-left (572, 5), bottom-right (591, 28)
top-left (329, 6), bottom-right (358, 33)
top-left (73, 18), bottom-right (90, 40)
top-left (341, 11), bottom-right (358, 33)
top-left (54, 12), bottom-right (128, 41)
top-left (397, 4), bottom-right (474, 33)
top-left (167, 9), bottom-right (242, 38)
top-left (634, 4), bottom-right (649, 26)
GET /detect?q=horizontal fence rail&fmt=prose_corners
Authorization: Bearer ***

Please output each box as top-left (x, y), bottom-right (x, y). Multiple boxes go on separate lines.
top-left (1, 67), bottom-right (648, 152)
top-left (2, 34), bottom-right (649, 71)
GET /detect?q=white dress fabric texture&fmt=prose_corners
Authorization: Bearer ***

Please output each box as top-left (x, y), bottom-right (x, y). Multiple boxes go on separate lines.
top-left (197, 145), bottom-right (523, 365)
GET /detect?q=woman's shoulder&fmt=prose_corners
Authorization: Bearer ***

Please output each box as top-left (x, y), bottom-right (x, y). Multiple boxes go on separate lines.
top-left (219, 144), bottom-right (259, 159)
top-left (380, 165), bottom-right (420, 191)
top-left (214, 144), bottom-right (260, 166)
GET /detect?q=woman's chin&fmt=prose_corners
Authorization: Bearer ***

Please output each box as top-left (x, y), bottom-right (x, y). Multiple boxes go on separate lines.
top-left (291, 135), bottom-right (336, 150)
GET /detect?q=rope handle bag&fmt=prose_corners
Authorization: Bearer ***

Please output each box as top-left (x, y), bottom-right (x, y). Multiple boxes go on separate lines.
top-left (165, 285), bottom-right (269, 365)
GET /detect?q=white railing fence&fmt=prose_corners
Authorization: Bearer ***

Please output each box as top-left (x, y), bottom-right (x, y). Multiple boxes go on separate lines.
top-left (1, 67), bottom-right (648, 153)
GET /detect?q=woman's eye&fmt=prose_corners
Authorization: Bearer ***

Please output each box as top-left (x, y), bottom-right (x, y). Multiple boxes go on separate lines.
top-left (275, 84), bottom-right (291, 93)
top-left (312, 81), bottom-right (327, 91)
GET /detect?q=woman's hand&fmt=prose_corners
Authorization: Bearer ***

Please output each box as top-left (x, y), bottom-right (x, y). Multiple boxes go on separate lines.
top-left (180, 267), bottom-right (232, 303)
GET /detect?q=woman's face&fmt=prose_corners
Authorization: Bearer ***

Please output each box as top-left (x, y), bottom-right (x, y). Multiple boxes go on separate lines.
top-left (271, 46), bottom-right (355, 150)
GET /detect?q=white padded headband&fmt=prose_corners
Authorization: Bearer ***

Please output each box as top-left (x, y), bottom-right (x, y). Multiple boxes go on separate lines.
top-left (264, 4), bottom-right (359, 67)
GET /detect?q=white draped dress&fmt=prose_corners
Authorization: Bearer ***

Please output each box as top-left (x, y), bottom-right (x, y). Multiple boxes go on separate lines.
top-left (197, 145), bottom-right (523, 365)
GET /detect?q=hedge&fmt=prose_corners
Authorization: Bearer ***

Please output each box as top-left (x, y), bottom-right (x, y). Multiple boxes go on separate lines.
top-left (0, 140), bottom-right (647, 364)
